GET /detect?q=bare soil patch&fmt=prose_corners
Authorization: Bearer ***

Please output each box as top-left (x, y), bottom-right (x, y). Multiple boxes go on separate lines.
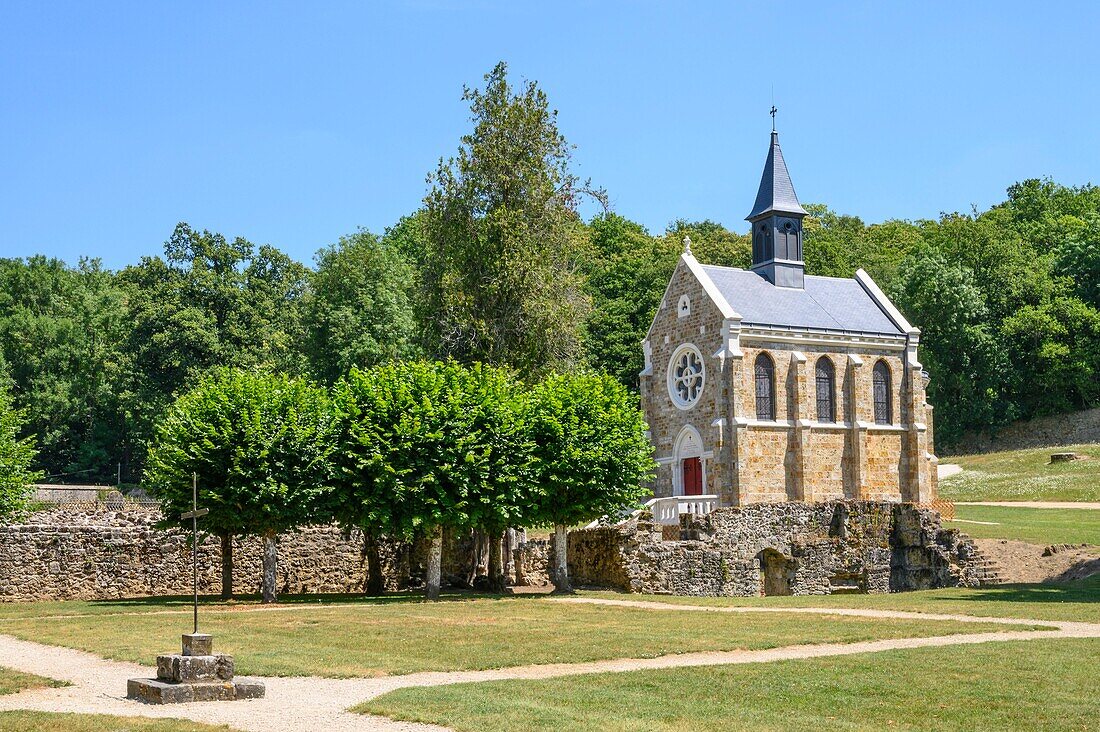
top-left (976, 538), bottom-right (1100, 583)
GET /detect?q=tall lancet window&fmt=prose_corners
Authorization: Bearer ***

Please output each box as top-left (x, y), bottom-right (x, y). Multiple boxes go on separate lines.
top-left (815, 357), bottom-right (836, 422)
top-left (873, 360), bottom-right (892, 425)
top-left (754, 353), bottom-right (776, 421)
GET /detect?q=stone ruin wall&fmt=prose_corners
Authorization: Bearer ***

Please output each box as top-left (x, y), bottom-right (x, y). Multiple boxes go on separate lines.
top-left (0, 506), bottom-right (553, 603)
top-left (566, 501), bottom-right (998, 597)
top-left (2, 501), bottom-right (991, 602)
top-left (951, 406), bottom-right (1100, 455)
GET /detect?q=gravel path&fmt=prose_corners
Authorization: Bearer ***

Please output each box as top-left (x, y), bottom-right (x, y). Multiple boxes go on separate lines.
top-left (938, 463), bottom-right (963, 479)
top-left (955, 501), bottom-right (1100, 509)
top-left (1, 601), bottom-right (1098, 732)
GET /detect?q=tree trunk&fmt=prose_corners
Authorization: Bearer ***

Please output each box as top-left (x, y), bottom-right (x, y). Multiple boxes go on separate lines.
top-left (365, 532), bottom-right (384, 596)
top-left (552, 523), bottom-right (573, 594)
top-left (425, 526), bottom-right (443, 601)
top-left (487, 530), bottom-right (505, 593)
top-left (466, 529), bottom-right (483, 587)
top-left (220, 532), bottom-right (233, 600)
top-left (261, 533), bottom-right (278, 604)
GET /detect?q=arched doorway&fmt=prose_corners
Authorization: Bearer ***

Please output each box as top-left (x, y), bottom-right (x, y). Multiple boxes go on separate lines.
top-left (673, 425), bottom-right (705, 496)
top-left (757, 549), bottom-right (793, 596)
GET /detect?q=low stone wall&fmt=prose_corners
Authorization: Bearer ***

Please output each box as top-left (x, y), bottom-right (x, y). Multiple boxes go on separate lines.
top-left (514, 538), bottom-right (552, 587)
top-left (0, 507), bottom-right (552, 602)
top-left (951, 407), bottom-right (1100, 455)
top-left (566, 501), bottom-right (997, 597)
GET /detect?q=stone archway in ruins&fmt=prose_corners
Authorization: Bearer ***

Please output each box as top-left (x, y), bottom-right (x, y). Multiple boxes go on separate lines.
top-left (757, 549), bottom-right (793, 596)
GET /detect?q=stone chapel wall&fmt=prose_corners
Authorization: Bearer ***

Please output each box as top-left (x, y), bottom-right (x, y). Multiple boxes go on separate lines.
top-left (640, 258), bottom-right (934, 507)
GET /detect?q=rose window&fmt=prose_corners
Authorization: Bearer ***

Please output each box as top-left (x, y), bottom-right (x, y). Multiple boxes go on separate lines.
top-left (667, 345), bottom-right (705, 409)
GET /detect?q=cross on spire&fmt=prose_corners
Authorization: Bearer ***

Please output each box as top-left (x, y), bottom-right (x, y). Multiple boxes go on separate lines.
top-left (770, 105), bottom-right (777, 131)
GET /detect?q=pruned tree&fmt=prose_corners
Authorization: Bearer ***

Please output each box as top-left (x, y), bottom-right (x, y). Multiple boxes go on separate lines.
top-left (524, 372), bottom-right (654, 592)
top-left (145, 368), bottom-right (335, 602)
top-left (333, 361), bottom-right (527, 600)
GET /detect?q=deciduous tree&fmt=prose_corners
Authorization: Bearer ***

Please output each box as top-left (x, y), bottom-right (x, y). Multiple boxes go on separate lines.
top-left (145, 368), bottom-right (335, 602)
top-left (525, 372), bottom-right (653, 592)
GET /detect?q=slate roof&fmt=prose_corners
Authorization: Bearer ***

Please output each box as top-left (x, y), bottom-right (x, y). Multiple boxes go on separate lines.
top-left (746, 131), bottom-right (808, 220)
top-left (699, 265), bottom-right (905, 336)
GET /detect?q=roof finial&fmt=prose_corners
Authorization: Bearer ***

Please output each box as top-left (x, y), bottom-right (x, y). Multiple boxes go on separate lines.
top-left (770, 105), bottom-right (777, 132)
top-left (683, 235), bottom-right (692, 255)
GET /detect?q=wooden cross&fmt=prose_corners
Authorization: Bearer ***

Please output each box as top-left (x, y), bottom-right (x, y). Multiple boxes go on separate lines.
top-left (180, 473), bottom-right (209, 634)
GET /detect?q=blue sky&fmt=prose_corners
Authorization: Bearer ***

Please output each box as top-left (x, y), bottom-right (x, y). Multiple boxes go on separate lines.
top-left (2, 2), bottom-right (1098, 269)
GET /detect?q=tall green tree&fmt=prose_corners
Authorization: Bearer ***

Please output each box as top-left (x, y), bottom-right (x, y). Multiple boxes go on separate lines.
top-left (1056, 213), bottom-right (1100, 309)
top-left (145, 368), bottom-right (335, 602)
top-left (580, 214), bottom-right (676, 388)
top-left (303, 230), bottom-right (420, 384)
top-left (0, 256), bottom-right (129, 481)
top-left (1000, 296), bottom-right (1100, 416)
top-left (121, 223), bottom-right (310, 463)
top-left (422, 62), bottom-right (595, 375)
top-left (0, 385), bottom-right (43, 520)
top-left (892, 246), bottom-right (1010, 444)
top-left (525, 372), bottom-right (654, 592)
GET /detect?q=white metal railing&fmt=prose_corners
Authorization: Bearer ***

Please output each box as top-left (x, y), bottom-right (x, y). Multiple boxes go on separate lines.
top-left (584, 494), bottom-right (719, 529)
top-left (647, 495), bottom-right (719, 526)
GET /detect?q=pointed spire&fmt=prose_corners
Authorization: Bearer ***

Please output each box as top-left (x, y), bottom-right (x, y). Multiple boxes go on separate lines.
top-left (745, 130), bottom-right (807, 221)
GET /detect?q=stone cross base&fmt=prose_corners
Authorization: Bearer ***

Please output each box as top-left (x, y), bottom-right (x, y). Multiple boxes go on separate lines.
top-left (127, 633), bottom-right (265, 704)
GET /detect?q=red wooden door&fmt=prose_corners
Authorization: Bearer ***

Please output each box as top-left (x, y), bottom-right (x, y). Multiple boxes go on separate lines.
top-left (682, 457), bottom-right (703, 496)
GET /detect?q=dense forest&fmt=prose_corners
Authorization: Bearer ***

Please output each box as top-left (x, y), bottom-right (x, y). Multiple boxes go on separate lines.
top-left (1, 65), bottom-right (1098, 483)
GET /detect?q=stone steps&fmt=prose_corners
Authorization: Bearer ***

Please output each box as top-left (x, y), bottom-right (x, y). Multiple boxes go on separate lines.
top-left (965, 544), bottom-right (1007, 585)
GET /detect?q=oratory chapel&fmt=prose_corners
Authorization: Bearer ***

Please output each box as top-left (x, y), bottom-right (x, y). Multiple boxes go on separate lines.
top-left (640, 128), bottom-right (938, 507)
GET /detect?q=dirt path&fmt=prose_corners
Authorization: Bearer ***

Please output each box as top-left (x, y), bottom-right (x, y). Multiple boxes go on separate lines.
top-left (955, 501), bottom-right (1100, 509)
top-left (1, 601), bottom-right (1098, 732)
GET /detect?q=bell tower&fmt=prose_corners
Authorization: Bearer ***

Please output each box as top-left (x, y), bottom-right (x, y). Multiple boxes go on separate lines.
top-left (746, 114), bottom-right (807, 289)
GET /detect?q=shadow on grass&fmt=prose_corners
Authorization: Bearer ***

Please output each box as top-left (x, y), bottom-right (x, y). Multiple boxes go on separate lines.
top-left (926, 574), bottom-right (1100, 606)
top-left (86, 588), bottom-right (549, 611)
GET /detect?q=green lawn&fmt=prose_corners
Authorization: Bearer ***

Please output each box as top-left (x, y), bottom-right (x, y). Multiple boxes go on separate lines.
top-left (360, 638), bottom-right (1100, 732)
top-left (0, 595), bottom-right (1018, 678)
top-left (0, 712), bottom-right (235, 732)
top-left (0, 668), bottom-right (63, 697)
top-left (940, 443), bottom-right (1100, 502)
top-left (946, 504), bottom-right (1100, 545)
top-left (581, 573), bottom-right (1100, 623)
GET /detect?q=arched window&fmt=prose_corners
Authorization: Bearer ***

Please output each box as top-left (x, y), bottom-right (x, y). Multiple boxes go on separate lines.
top-left (754, 352), bottom-right (776, 421)
top-left (873, 360), bottom-right (892, 425)
top-left (815, 357), bottom-right (836, 422)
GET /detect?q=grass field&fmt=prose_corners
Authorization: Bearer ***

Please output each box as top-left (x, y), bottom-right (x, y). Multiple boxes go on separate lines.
top-left (946, 504), bottom-right (1100, 545)
top-left (0, 596), bottom-right (1020, 678)
top-left (939, 443), bottom-right (1100, 502)
top-left (360, 638), bottom-right (1100, 732)
top-left (0, 712), bottom-right (235, 732)
top-left (584, 573), bottom-right (1100, 623)
top-left (0, 669), bottom-right (63, 697)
